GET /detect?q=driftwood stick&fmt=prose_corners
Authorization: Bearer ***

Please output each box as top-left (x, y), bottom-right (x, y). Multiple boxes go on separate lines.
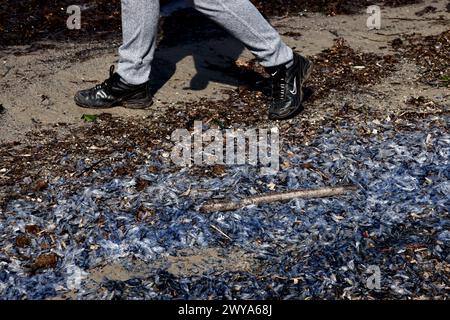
top-left (210, 224), bottom-right (232, 241)
top-left (200, 185), bottom-right (357, 213)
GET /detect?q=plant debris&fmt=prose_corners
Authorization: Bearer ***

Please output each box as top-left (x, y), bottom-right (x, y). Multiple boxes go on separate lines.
top-left (30, 254), bottom-right (59, 272)
top-left (0, 43), bottom-right (448, 296)
top-left (15, 235), bottom-right (31, 248)
top-left (0, 108), bottom-right (448, 299)
top-left (81, 114), bottom-right (98, 123)
top-left (308, 38), bottom-right (399, 101)
top-left (415, 6), bottom-right (437, 16)
top-left (251, 0), bottom-right (423, 16)
top-left (0, 0), bottom-right (431, 46)
top-left (393, 30), bottom-right (450, 86)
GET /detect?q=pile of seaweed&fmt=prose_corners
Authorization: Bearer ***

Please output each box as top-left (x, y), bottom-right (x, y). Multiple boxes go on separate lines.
top-left (0, 0), bottom-right (427, 46)
top-left (251, 0), bottom-right (423, 16)
top-left (0, 109), bottom-right (448, 299)
top-left (1, 33), bottom-right (449, 298)
top-left (0, 0), bottom-right (122, 46)
top-left (308, 38), bottom-right (400, 101)
top-left (392, 30), bottom-right (450, 87)
top-left (0, 36), bottom-right (445, 202)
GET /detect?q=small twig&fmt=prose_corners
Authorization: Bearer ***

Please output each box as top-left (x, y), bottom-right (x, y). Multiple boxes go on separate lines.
top-left (2, 66), bottom-right (12, 78)
top-left (374, 32), bottom-right (405, 37)
top-left (328, 30), bottom-right (340, 37)
top-left (210, 224), bottom-right (232, 241)
top-left (201, 185), bottom-right (356, 213)
top-left (75, 158), bottom-right (108, 178)
top-left (359, 35), bottom-right (386, 42)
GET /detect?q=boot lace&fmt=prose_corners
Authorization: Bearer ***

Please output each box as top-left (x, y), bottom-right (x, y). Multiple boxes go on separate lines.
top-left (271, 69), bottom-right (287, 101)
top-left (94, 65), bottom-right (116, 93)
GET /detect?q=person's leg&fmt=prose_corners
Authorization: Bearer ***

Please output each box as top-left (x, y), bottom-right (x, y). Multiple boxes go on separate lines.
top-left (192, 0), bottom-right (313, 120)
top-left (74, 0), bottom-right (158, 109)
top-left (191, 0), bottom-right (293, 67)
top-left (117, 0), bottom-right (160, 85)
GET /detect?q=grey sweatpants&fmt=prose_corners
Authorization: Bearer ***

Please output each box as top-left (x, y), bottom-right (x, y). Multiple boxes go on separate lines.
top-left (117, 0), bottom-right (293, 85)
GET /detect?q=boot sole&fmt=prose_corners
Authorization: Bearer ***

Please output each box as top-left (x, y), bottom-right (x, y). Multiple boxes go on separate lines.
top-left (74, 96), bottom-right (153, 110)
top-left (122, 98), bottom-right (154, 109)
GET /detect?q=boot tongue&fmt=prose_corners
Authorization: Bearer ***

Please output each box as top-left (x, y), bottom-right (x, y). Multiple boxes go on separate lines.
top-left (265, 63), bottom-right (290, 77)
top-left (265, 65), bottom-right (278, 74)
top-left (109, 65), bottom-right (115, 77)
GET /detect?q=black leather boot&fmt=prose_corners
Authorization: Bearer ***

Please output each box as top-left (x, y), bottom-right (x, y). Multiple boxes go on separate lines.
top-left (266, 52), bottom-right (313, 120)
top-left (74, 66), bottom-right (153, 109)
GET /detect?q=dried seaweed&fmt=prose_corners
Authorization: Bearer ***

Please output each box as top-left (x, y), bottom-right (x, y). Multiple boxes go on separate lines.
top-left (250, 0), bottom-right (423, 16)
top-left (415, 6), bottom-right (437, 17)
top-left (0, 71), bottom-right (448, 299)
top-left (308, 38), bottom-right (399, 101)
top-left (393, 30), bottom-right (450, 86)
top-left (0, 0), bottom-right (430, 46)
top-left (0, 110), bottom-right (448, 299)
top-left (0, 0), bottom-right (122, 46)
